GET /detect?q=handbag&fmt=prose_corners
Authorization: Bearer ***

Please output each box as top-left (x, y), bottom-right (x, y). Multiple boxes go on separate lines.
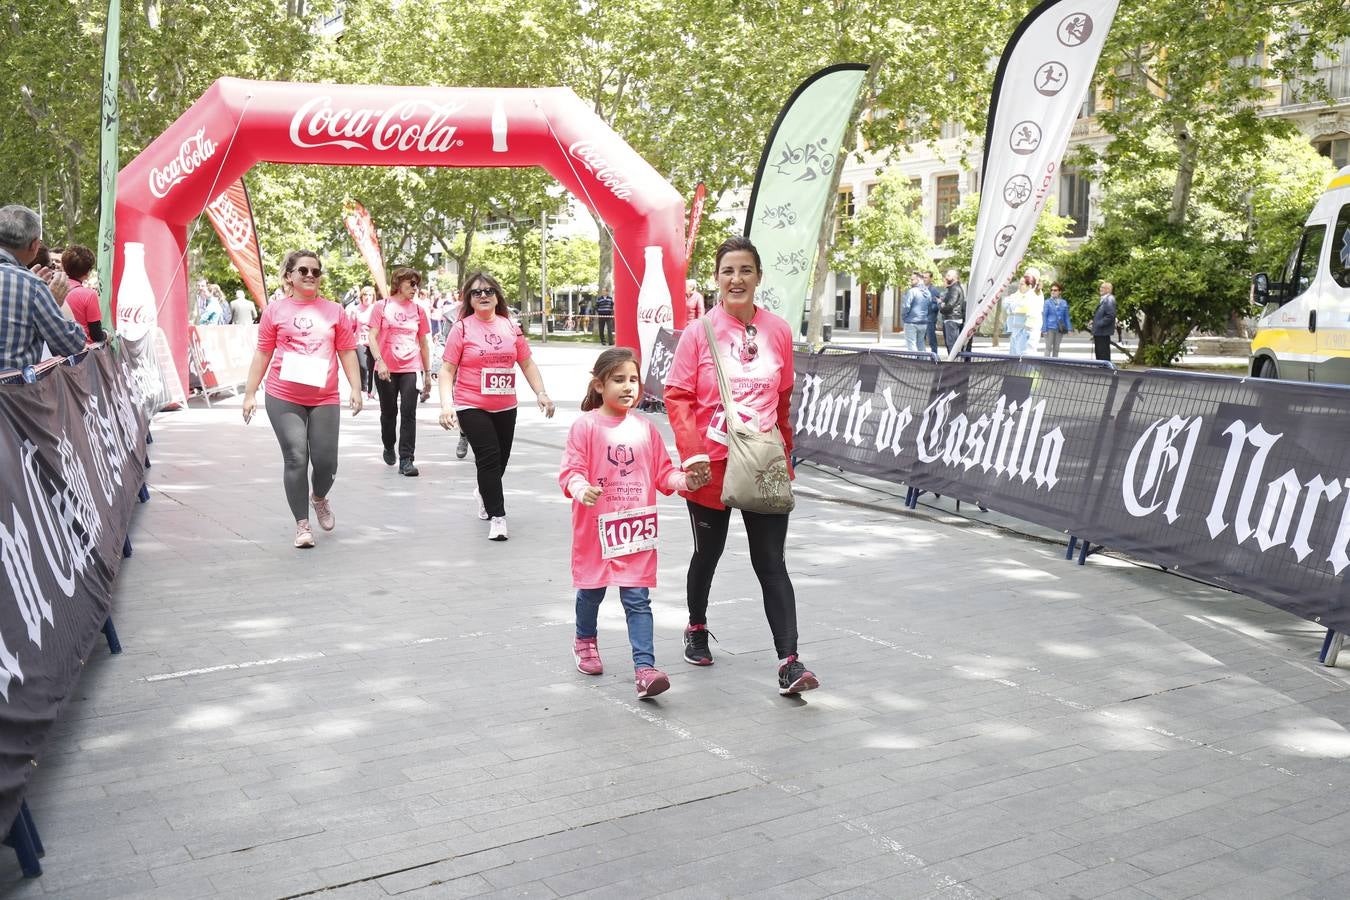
top-left (703, 317), bottom-right (795, 514)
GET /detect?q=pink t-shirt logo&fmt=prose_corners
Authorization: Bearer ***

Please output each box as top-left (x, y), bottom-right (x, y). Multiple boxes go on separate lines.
top-left (483, 333), bottom-right (504, 351)
top-left (606, 443), bottom-right (637, 477)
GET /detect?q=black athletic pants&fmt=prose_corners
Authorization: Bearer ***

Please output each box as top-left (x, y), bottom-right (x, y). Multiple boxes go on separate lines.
top-left (457, 407), bottom-right (517, 518)
top-left (685, 500), bottom-right (798, 658)
top-left (376, 371), bottom-right (420, 461)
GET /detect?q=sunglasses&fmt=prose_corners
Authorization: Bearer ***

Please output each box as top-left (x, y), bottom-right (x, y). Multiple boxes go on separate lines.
top-left (740, 324), bottom-right (759, 364)
top-left (293, 265), bottom-right (322, 277)
top-left (469, 287), bottom-right (496, 298)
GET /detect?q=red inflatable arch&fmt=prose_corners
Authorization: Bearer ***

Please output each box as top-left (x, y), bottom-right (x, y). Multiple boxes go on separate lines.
top-left (115, 77), bottom-right (687, 388)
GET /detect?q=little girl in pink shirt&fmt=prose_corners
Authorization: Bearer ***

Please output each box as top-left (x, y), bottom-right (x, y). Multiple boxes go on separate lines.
top-left (559, 348), bottom-right (698, 699)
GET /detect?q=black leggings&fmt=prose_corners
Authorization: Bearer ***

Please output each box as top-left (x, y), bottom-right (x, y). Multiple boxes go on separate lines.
top-left (358, 346), bottom-right (374, 394)
top-left (457, 407), bottom-right (517, 518)
top-left (376, 371), bottom-right (420, 461)
top-left (686, 500), bottom-right (798, 658)
top-left (265, 394), bottom-right (340, 522)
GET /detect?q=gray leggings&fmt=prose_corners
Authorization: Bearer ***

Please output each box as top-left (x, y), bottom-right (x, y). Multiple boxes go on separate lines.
top-left (265, 394), bottom-right (340, 522)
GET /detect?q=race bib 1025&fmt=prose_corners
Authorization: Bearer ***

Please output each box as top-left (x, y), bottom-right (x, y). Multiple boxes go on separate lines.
top-left (597, 505), bottom-right (659, 559)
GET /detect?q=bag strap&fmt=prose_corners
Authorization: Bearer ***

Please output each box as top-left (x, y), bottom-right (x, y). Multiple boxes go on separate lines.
top-left (703, 316), bottom-right (735, 414)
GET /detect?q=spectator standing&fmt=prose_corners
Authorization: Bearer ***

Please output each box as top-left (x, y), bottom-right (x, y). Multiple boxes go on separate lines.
top-left (939, 268), bottom-right (965, 353)
top-left (922, 271), bottom-right (941, 353)
top-left (61, 245), bottom-right (105, 342)
top-left (685, 280), bottom-right (705, 323)
top-left (230, 289), bottom-right (257, 325)
top-left (595, 292), bottom-right (615, 345)
top-left (1092, 281), bottom-right (1117, 362)
top-left (0, 205), bottom-right (85, 370)
top-left (900, 272), bottom-right (929, 353)
top-left (1041, 283), bottom-right (1071, 358)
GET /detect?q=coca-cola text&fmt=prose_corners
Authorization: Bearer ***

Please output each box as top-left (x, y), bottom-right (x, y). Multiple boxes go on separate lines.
top-left (568, 141), bottom-right (634, 199)
top-left (289, 96), bottom-right (466, 153)
top-left (149, 128), bottom-right (218, 199)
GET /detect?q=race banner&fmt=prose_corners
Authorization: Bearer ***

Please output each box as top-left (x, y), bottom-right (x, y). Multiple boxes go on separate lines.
top-left (792, 350), bottom-right (1350, 634)
top-left (188, 324), bottom-right (258, 393)
top-left (95, 0), bottom-right (121, 329)
top-left (744, 64), bottom-right (868, 330)
top-left (950, 0), bottom-right (1119, 358)
top-left (205, 179), bottom-right (267, 308)
top-left (684, 182), bottom-right (707, 276)
top-left (642, 326), bottom-right (682, 403)
top-left (343, 200), bottom-right (389, 299)
top-left (0, 346), bottom-right (149, 830)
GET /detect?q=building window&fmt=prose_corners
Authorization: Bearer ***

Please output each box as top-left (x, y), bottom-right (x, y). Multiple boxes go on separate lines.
top-left (1284, 37), bottom-right (1350, 104)
top-left (908, 178), bottom-right (923, 215)
top-left (940, 121), bottom-right (965, 141)
top-left (934, 175), bottom-right (959, 244)
top-left (1318, 137), bottom-right (1350, 170)
top-left (833, 187), bottom-right (855, 239)
top-left (1060, 167), bottom-right (1091, 238)
top-left (1078, 83), bottom-right (1097, 119)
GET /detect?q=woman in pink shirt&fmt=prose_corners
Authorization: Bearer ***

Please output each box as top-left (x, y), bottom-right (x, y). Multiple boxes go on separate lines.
top-left (437, 271), bottom-right (555, 541)
top-left (664, 236), bottom-right (818, 696)
top-left (347, 286), bottom-right (377, 399)
top-left (368, 267), bottom-right (432, 477)
top-left (242, 250), bottom-right (363, 548)
top-left (559, 348), bottom-right (694, 699)
top-left (60, 245), bottom-right (104, 342)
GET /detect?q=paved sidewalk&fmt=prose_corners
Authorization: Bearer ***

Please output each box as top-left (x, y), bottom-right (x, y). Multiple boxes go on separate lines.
top-left (6, 343), bottom-right (1350, 899)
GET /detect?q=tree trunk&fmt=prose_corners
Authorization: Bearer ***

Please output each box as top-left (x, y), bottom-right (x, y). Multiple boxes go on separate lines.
top-left (1168, 120), bottom-right (1197, 227)
top-left (805, 59), bottom-right (880, 346)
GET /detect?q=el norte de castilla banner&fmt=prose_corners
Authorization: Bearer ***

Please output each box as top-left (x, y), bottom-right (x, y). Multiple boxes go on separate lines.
top-left (792, 348), bottom-right (1350, 635)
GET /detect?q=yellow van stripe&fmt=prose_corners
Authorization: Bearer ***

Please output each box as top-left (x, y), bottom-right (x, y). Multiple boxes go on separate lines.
top-left (1329, 173), bottom-right (1350, 191)
top-left (1252, 327), bottom-right (1317, 355)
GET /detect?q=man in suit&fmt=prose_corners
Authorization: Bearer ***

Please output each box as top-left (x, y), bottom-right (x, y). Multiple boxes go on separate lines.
top-left (1091, 281), bottom-right (1117, 362)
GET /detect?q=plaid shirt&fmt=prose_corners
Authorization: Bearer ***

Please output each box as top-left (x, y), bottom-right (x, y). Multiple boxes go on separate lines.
top-left (0, 247), bottom-right (88, 371)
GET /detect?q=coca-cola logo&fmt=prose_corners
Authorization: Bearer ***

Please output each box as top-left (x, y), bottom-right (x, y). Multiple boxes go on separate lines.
top-left (148, 128), bottom-right (218, 199)
top-left (637, 305), bottom-right (673, 325)
top-left (206, 194), bottom-right (253, 252)
top-left (568, 141), bottom-right (634, 199)
top-left (289, 96), bottom-right (467, 153)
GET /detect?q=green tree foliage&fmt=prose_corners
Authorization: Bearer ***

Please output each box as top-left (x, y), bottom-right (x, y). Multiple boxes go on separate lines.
top-left (1250, 136), bottom-right (1338, 276)
top-left (831, 171), bottom-right (932, 302)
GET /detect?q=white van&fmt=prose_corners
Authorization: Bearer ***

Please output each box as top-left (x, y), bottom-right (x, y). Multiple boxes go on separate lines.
top-left (1251, 166), bottom-right (1350, 383)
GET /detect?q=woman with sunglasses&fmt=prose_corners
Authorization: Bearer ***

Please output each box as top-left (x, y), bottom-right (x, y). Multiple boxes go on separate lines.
top-left (368, 266), bottom-right (433, 476)
top-left (242, 251), bottom-right (363, 548)
top-left (437, 271), bottom-right (555, 541)
top-left (664, 236), bottom-right (818, 696)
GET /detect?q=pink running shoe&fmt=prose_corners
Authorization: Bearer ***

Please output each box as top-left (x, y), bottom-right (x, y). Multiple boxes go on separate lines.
top-left (635, 667), bottom-right (670, 699)
top-left (573, 637), bottom-right (603, 675)
top-left (311, 495), bottom-right (335, 531)
top-left (294, 520), bottom-right (315, 549)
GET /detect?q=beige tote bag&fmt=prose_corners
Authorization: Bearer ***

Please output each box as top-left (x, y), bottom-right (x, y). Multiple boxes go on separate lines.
top-left (703, 318), bottom-right (794, 514)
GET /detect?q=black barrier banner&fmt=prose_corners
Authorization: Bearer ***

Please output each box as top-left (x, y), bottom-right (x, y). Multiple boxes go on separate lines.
top-left (791, 350), bottom-right (1350, 633)
top-left (643, 327), bottom-right (682, 403)
top-left (0, 347), bottom-right (149, 828)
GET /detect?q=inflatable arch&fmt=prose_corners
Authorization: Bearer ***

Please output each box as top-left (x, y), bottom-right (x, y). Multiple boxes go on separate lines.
top-left (115, 77), bottom-right (688, 388)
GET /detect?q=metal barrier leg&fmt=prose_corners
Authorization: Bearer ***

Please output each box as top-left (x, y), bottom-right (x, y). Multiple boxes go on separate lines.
top-left (122, 536), bottom-right (132, 559)
top-left (103, 618), bottom-right (122, 655)
top-left (138, 483), bottom-right (150, 503)
top-left (1066, 536), bottom-right (1079, 560)
top-left (144, 455), bottom-right (151, 470)
top-left (145, 432), bottom-right (153, 445)
top-left (1320, 629), bottom-right (1343, 667)
top-left (1078, 540), bottom-right (1092, 566)
top-left (4, 801), bottom-right (43, 877)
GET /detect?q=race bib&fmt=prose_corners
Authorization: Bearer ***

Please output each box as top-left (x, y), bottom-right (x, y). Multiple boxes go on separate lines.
top-left (481, 367), bottom-right (516, 395)
top-left (707, 403), bottom-right (760, 446)
top-left (598, 505), bottom-right (659, 559)
top-left (279, 351), bottom-right (329, 387)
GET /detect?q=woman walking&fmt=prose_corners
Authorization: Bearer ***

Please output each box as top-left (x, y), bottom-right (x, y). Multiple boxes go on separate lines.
top-left (1041, 283), bottom-right (1072, 358)
top-left (664, 236), bottom-right (819, 696)
top-left (369, 267), bottom-right (432, 476)
top-left (242, 250), bottom-right (363, 548)
top-left (437, 271), bottom-right (555, 541)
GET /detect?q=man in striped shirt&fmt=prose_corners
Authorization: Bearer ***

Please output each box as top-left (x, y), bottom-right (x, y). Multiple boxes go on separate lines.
top-left (0, 205), bottom-right (87, 372)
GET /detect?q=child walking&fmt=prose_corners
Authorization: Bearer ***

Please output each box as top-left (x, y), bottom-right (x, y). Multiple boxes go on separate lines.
top-left (559, 348), bottom-right (698, 699)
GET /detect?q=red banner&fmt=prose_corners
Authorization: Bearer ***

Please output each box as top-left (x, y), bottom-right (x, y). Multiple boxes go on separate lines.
top-left (204, 178), bottom-right (267, 308)
top-left (344, 201), bottom-right (389, 298)
top-left (684, 182), bottom-right (707, 274)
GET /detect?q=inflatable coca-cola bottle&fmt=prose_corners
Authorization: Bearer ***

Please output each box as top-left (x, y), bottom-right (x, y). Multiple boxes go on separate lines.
top-left (117, 242), bottom-right (156, 341)
top-left (635, 245), bottom-right (672, 380)
top-left (118, 242), bottom-right (183, 408)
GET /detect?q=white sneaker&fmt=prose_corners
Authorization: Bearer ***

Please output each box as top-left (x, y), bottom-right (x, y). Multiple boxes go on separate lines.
top-left (474, 488), bottom-right (489, 521)
top-left (488, 516), bottom-right (509, 541)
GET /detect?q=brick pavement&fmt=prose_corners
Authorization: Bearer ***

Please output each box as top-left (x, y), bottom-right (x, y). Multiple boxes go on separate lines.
top-left (5, 343), bottom-right (1350, 899)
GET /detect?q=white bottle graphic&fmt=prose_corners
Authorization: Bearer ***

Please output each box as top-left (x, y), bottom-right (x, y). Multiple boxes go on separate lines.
top-left (117, 242), bottom-right (157, 341)
top-left (635, 245), bottom-right (672, 380)
top-left (491, 98), bottom-right (508, 152)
